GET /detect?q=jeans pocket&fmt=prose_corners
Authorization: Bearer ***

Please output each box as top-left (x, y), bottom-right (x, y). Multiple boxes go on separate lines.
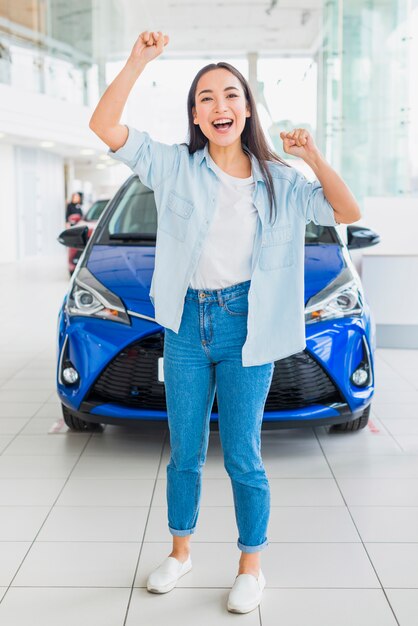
top-left (223, 292), bottom-right (249, 316)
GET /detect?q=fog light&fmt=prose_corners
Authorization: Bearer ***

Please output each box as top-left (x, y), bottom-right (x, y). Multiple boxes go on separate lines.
top-left (351, 365), bottom-right (369, 386)
top-left (62, 366), bottom-right (79, 385)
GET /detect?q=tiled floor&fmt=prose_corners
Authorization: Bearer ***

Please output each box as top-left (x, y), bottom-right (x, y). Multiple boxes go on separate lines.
top-left (0, 256), bottom-right (417, 625)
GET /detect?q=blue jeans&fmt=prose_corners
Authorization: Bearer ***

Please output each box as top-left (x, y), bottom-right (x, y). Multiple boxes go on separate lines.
top-left (163, 279), bottom-right (275, 553)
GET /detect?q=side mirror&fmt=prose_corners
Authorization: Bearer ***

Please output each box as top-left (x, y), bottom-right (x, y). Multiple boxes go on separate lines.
top-left (346, 225), bottom-right (380, 250)
top-left (57, 225), bottom-right (88, 250)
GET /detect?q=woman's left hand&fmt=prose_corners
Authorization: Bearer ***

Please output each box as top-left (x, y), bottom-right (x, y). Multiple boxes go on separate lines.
top-left (279, 128), bottom-right (321, 161)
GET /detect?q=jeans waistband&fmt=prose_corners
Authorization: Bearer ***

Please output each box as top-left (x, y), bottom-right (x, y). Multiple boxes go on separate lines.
top-left (185, 279), bottom-right (251, 304)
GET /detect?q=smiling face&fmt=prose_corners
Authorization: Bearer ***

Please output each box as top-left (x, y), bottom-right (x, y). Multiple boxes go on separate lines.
top-left (192, 68), bottom-right (251, 147)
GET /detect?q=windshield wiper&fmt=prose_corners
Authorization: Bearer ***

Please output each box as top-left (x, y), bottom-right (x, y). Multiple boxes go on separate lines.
top-left (109, 233), bottom-right (156, 241)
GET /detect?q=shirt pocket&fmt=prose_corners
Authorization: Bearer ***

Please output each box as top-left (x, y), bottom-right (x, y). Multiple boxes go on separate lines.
top-left (259, 223), bottom-right (294, 270)
top-left (158, 190), bottom-right (195, 242)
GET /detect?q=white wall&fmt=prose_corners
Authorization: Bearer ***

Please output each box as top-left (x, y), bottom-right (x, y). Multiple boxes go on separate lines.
top-left (0, 143), bottom-right (17, 263)
top-left (361, 196), bottom-right (418, 348)
top-left (0, 83), bottom-right (103, 150)
top-left (14, 146), bottom-right (65, 259)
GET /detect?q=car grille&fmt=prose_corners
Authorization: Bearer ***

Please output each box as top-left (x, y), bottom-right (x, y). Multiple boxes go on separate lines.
top-left (85, 331), bottom-right (343, 411)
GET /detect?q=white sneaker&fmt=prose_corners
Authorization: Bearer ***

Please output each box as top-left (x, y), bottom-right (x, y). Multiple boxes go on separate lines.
top-left (227, 569), bottom-right (266, 613)
top-left (146, 554), bottom-right (192, 593)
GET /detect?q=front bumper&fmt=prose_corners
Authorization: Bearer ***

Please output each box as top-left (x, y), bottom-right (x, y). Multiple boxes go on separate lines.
top-left (57, 311), bottom-right (374, 429)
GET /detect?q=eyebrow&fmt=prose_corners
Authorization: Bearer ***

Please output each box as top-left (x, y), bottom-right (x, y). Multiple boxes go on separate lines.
top-left (197, 86), bottom-right (240, 97)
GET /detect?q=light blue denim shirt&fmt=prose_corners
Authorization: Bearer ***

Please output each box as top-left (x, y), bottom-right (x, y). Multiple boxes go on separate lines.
top-left (108, 125), bottom-right (340, 366)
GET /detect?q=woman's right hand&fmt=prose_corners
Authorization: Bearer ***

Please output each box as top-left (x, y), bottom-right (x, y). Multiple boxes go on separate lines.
top-left (128, 30), bottom-right (169, 67)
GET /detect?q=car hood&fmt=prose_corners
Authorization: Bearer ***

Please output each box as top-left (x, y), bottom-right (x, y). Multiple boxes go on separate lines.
top-left (86, 243), bottom-right (346, 314)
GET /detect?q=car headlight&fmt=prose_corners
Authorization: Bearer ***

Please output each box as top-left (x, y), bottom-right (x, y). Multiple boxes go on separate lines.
top-left (305, 267), bottom-right (364, 324)
top-left (65, 267), bottom-right (130, 325)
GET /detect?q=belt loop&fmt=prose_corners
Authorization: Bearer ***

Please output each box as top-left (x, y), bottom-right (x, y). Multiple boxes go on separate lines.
top-left (217, 289), bottom-right (223, 306)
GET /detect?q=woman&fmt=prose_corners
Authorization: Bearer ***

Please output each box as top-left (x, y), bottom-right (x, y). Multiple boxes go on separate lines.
top-left (89, 31), bottom-right (361, 614)
top-left (65, 192), bottom-right (83, 221)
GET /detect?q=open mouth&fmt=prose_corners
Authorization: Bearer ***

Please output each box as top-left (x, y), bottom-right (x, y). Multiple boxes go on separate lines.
top-left (212, 118), bottom-right (234, 133)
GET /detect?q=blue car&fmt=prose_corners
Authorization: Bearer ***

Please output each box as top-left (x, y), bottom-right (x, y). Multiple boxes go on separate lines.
top-left (56, 174), bottom-right (379, 433)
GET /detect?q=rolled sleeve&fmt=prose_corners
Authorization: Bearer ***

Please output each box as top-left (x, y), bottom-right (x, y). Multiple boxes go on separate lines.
top-left (291, 168), bottom-right (340, 227)
top-left (107, 125), bottom-right (179, 190)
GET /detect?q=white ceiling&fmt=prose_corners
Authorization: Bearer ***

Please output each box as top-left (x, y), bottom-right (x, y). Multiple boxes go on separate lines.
top-left (113, 0), bottom-right (324, 57)
top-left (45, 0), bottom-right (325, 61)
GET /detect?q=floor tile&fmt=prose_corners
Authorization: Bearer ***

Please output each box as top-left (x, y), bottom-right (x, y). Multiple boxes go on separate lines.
top-left (262, 543), bottom-right (380, 588)
top-left (0, 435), bottom-right (14, 453)
top-left (316, 424), bottom-right (403, 454)
top-left (36, 506), bottom-right (148, 541)
top-left (327, 453), bottom-right (418, 478)
top-left (0, 587), bottom-right (131, 626)
top-left (0, 455), bottom-right (78, 478)
top-left (70, 455), bottom-right (161, 479)
top-left (0, 478), bottom-right (67, 505)
top-left (338, 477), bottom-right (418, 506)
top-left (0, 506), bottom-right (50, 540)
top-left (0, 389), bottom-right (53, 403)
top-left (12, 541), bottom-right (140, 587)
top-left (260, 588), bottom-right (397, 626)
top-left (0, 542), bottom-right (31, 586)
top-left (380, 419), bottom-right (418, 435)
top-left (0, 418), bottom-right (30, 435)
top-left (267, 506), bottom-right (360, 542)
top-left (385, 589), bottom-right (418, 626)
top-left (126, 587), bottom-right (260, 626)
top-left (29, 404), bottom-right (63, 419)
top-left (20, 417), bottom-right (66, 434)
top-left (372, 403), bottom-right (418, 420)
top-left (350, 506), bottom-right (418, 542)
top-left (2, 433), bottom-right (90, 455)
top-left (269, 478), bottom-right (345, 506)
top-left (393, 435), bottom-right (418, 453)
top-left (0, 403), bottom-right (43, 418)
top-left (365, 543), bottom-right (418, 587)
top-left (56, 477), bottom-right (155, 506)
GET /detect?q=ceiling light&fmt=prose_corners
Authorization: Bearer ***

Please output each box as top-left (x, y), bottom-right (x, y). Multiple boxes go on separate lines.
top-left (80, 149), bottom-right (95, 155)
top-left (96, 164), bottom-right (106, 169)
top-left (40, 141), bottom-right (54, 148)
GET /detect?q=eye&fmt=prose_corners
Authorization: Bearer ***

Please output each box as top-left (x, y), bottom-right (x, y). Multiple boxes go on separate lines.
top-left (200, 93), bottom-right (239, 102)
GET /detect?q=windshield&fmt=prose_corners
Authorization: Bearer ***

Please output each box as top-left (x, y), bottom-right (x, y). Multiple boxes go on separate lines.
top-left (85, 199), bottom-right (109, 221)
top-left (95, 176), bottom-right (341, 246)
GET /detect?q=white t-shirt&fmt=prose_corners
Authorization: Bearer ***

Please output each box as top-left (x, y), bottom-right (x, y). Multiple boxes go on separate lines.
top-left (189, 155), bottom-right (258, 290)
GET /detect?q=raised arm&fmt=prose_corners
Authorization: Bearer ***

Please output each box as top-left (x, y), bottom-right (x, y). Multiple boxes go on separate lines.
top-left (89, 30), bottom-right (169, 152)
top-left (280, 128), bottom-right (362, 225)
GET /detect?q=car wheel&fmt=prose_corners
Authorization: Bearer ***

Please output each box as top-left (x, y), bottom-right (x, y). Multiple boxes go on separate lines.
top-left (328, 404), bottom-right (371, 433)
top-left (61, 404), bottom-right (103, 432)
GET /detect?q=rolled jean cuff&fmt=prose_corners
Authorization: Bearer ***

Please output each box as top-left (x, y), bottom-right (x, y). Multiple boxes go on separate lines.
top-left (168, 525), bottom-right (196, 537)
top-left (237, 537), bottom-right (269, 553)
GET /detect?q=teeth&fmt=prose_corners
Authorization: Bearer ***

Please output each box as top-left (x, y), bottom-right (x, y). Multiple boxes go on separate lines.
top-left (213, 118), bottom-right (233, 125)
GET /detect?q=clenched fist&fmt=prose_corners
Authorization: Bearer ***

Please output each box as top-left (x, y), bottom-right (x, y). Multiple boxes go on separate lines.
top-left (129, 30), bottom-right (169, 67)
top-left (280, 128), bottom-right (320, 161)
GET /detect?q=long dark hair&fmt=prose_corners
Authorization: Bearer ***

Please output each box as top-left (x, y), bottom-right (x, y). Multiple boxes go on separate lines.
top-left (183, 61), bottom-right (291, 225)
